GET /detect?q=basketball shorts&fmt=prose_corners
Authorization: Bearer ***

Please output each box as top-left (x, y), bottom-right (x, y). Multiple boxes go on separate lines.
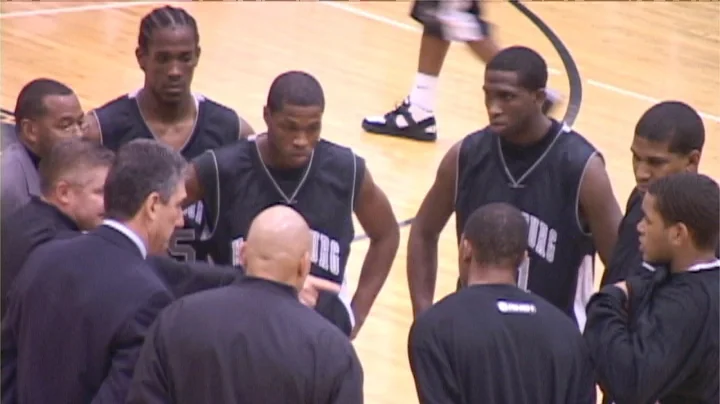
top-left (315, 290), bottom-right (353, 337)
top-left (410, 0), bottom-right (490, 42)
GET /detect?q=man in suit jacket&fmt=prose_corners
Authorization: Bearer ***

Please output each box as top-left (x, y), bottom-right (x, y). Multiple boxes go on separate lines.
top-left (0, 138), bottom-right (238, 318)
top-left (127, 205), bottom-right (364, 404)
top-left (1, 139), bottom-right (192, 404)
top-left (1, 137), bottom-right (113, 315)
top-left (0, 78), bottom-right (84, 218)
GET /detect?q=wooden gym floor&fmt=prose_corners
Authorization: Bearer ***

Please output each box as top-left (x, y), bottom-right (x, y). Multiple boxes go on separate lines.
top-left (2, 2), bottom-right (719, 402)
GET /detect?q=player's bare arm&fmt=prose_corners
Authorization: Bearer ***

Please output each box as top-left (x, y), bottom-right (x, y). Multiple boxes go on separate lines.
top-left (578, 153), bottom-right (622, 266)
top-left (407, 142), bottom-right (461, 318)
top-left (352, 167), bottom-right (400, 338)
top-left (81, 110), bottom-right (102, 143)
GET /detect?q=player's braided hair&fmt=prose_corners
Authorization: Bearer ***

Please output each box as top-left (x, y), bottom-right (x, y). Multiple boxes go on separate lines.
top-left (138, 6), bottom-right (199, 51)
top-left (648, 172), bottom-right (720, 251)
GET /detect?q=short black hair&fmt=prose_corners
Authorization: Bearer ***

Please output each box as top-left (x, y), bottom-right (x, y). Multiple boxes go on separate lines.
top-left (138, 6), bottom-right (199, 51)
top-left (266, 71), bottom-right (325, 114)
top-left (463, 203), bottom-right (529, 268)
top-left (486, 46), bottom-right (548, 91)
top-left (14, 78), bottom-right (74, 132)
top-left (635, 101), bottom-right (705, 155)
top-left (104, 139), bottom-right (188, 221)
top-left (648, 172), bottom-right (719, 251)
top-left (39, 137), bottom-right (115, 195)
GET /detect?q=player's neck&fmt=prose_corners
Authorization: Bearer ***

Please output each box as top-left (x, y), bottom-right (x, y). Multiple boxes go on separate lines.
top-left (257, 134), bottom-right (303, 170)
top-left (466, 266), bottom-right (517, 287)
top-left (138, 89), bottom-right (194, 123)
top-left (670, 249), bottom-right (719, 273)
top-left (506, 114), bottom-right (552, 146)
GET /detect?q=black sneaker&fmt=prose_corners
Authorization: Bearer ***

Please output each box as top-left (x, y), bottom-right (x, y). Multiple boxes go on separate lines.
top-left (361, 100), bottom-right (438, 142)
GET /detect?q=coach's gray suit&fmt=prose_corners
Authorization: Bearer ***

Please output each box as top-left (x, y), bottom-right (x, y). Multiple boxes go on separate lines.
top-left (1, 142), bottom-right (40, 218)
top-left (1, 123), bottom-right (18, 151)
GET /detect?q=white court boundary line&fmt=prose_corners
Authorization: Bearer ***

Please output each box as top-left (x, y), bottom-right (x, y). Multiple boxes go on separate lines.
top-left (1, 1), bottom-right (719, 124)
top-left (0, 2), bottom-right (163, 19)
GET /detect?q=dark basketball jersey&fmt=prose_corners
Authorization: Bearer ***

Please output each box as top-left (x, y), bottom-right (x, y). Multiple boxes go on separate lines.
top-left (194, 136), bottom-right (364, 319)
top-left (455, 120), bottom-right (598, 329)
top-left (93, 91), bottom-right (241, 262)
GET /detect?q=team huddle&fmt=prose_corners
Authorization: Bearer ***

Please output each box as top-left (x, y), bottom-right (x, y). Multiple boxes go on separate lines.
top-left (1, 4), bottom-right (718, 404)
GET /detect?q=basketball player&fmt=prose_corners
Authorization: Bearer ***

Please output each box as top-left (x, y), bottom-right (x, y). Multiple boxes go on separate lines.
top-left (407, 46), bottom-right (622, 330)
top-left (361, 0), bottom-right (559, 141)
top-left (585, 172), bottom-right (719, 404)
top-left (601, 101), bottom-right (711, 286)
top-left (82, 6), bottom-right (254, 263)
top-left (183, 71), bottom-right (401, 338)
top-left (409, 203), bottom-right (595, 404)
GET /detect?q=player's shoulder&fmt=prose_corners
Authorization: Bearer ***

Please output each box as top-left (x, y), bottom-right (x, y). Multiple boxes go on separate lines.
top-left (460, 126), bottom-right (493, 148)
top-left (554, 121), bottom-right (596, 150)
top-left (197, 94), bottom-right (239, 119)
top-left (413, 288), bottom-right (479, 328)
top-left (94, 92), bottom-right (135, 114)
top-left (209, 134), bottom-right (251, 161)
top-left (523, 293), bottom-right (583, 334)
top-left (317, 138), bottom-right (355, 155)
top-left (316, 139), bottom-right (362, 165)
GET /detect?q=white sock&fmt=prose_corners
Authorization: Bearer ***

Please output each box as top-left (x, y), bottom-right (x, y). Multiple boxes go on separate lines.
top-left (408, 73), bottom-right (438, 120)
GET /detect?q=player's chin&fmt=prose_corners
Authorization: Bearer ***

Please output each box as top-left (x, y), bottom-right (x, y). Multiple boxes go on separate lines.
top-left (286, 152), bottom-right (312, 167)
top-left (488, 122), bottom-right (509, 135)
top-left (640, 248), bottom-right (657, 263)
top-left (159, 88), bottom-right (187, 103)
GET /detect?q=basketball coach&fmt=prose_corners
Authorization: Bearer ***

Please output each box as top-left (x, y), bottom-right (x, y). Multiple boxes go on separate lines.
top-left (126, 205), bottom-right (364, 404)
top-left (1, 139), bottom-right (188, 404)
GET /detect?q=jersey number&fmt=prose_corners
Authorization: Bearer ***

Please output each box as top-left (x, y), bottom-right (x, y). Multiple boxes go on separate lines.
top-left (517, 256), bottom-right (530, 291)
top-left (169, 228), bottom-right (197, 263)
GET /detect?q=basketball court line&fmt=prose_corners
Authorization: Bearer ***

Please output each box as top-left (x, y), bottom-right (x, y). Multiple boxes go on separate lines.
top-left (0, 2), bottom-right (162, 19)
top-left (2, 1), bottom-right (718, 123)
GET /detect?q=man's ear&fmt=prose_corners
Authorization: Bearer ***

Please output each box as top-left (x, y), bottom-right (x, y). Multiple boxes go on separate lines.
top-left (239, 242), bottom-right (247, 267)
top-left (54, 180), bottom-right (72, 205)
top-left (136, 46), bottom-right (146, 72)
top-left (141, 192), bottom-right (161, 223)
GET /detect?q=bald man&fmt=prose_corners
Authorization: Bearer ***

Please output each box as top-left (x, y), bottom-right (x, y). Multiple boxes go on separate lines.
top-left (126, 205), bottom-right (364, 404)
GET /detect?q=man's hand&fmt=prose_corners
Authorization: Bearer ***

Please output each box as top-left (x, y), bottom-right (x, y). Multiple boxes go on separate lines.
top-left (299, 275), bottom-right (341, 308)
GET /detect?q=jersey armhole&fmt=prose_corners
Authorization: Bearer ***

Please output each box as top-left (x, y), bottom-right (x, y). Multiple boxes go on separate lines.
top-left (197, 150), bottom-right (221, 240)
top-left (351, 152), bottom-right (365, 213)
top-left (232, 109), bottom-right (242, 139)
top-left (90, 110), bottom-right (103, 146)
top-left (453, 146), bottom-right (460, 208)
top-left (574, 150), bottom-right (599, 236)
